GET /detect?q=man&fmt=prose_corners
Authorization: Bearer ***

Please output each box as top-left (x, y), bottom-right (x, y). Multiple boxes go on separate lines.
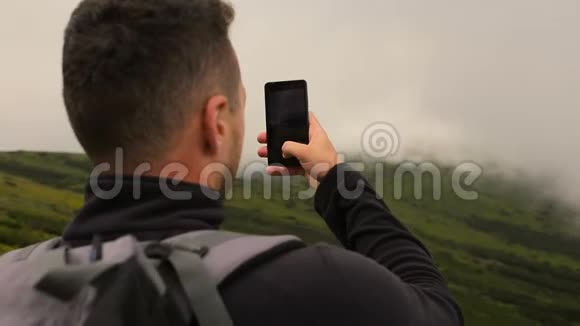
top-left (59, 0), bottom-right (463, 325)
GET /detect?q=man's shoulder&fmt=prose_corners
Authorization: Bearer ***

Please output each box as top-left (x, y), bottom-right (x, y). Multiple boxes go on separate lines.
top-left (222, 242), bottom-right (383, 299)
top-left (261, 242), bottom-right (381, 271)
top-left (220, 243), bottom-right (392, 325)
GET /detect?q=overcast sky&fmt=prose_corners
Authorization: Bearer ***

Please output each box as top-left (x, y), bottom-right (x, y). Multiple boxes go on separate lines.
top-left (1, 0), bottom-right (579, 200)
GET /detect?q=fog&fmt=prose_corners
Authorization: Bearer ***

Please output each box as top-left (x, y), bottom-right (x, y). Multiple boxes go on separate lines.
top-left (1, 0), bottom-right (579, 202)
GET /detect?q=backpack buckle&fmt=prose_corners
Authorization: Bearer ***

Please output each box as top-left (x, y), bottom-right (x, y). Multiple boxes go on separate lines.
top-left (169, 244), bottom-right (210, 258)
top-left (145, 242), bottom-right (210, 259)
top-left (89, 235), bottom-right (103, 262)
top-left (191, 245), bottom-right (210, 257)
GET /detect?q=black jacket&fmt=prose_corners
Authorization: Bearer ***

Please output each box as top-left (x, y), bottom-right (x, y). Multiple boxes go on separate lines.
top-left (63, 163), bottom-right (463, 326)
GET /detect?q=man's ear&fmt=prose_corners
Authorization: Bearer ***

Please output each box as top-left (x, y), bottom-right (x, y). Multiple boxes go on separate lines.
top-left (202, 95), bottom-right (229, 155)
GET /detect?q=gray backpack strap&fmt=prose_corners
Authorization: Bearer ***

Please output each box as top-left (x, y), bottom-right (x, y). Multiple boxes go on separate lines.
top-left (0, 238), bottom-right (61, 265)
top-left (164, 230), bottom-right (305, 284)
top-left (166, 247), bottom-right (234, 326)
top-left (162, 231), bottom-right (304, 326)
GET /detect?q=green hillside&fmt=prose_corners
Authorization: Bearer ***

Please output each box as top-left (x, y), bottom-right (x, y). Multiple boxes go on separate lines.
top-left (0, 151), bottom-right (579, 325)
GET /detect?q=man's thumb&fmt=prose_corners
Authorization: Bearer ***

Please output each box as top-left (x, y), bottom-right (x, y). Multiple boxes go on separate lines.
top-left (282, 141), bottom-right (308, 160)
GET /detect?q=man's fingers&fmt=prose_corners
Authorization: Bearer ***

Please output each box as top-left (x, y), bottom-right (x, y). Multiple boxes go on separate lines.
top-left (308, 112), bottom-right (323, 138)
top-left (309, 112), bottom-right (323, 131)
top-left (309, 112), bottom-right (321, 127)
top-left (282, 141), bottom-right (308, 160)
top-left (257, 132), bottom-right (267, 144)
top-left (257, 146), bottom-right (268, 158)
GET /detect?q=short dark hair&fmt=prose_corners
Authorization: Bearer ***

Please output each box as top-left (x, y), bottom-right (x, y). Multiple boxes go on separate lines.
top-left (62, 0), bottom-right (239, 162)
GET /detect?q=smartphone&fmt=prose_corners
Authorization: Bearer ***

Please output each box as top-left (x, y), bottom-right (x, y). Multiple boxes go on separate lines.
top-left (264, 80), bottom-right (310, 168)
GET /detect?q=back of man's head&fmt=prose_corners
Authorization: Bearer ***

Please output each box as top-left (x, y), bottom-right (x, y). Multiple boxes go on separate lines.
top-left (63, 0), bottom-right (240, 164)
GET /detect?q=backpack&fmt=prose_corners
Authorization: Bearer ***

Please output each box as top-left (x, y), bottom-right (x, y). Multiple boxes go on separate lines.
top-left (0, 230), bottom-right (305, 326)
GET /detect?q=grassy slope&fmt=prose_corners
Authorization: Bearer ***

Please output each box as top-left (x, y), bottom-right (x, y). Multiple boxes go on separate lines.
top-left (0, 151), bottom-right (579, 325)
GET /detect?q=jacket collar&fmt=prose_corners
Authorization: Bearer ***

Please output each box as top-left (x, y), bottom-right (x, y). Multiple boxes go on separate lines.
top-left (63, 175), bottom-right (225, 243)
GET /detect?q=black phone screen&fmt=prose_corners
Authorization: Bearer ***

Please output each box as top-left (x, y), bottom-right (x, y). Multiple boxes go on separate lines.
top-left (265, 80), bottom-right (309, 167)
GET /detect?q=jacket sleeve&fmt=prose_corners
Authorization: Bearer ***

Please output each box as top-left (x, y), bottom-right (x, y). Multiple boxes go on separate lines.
top-left (314, 163), bottom-right (464, 326)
